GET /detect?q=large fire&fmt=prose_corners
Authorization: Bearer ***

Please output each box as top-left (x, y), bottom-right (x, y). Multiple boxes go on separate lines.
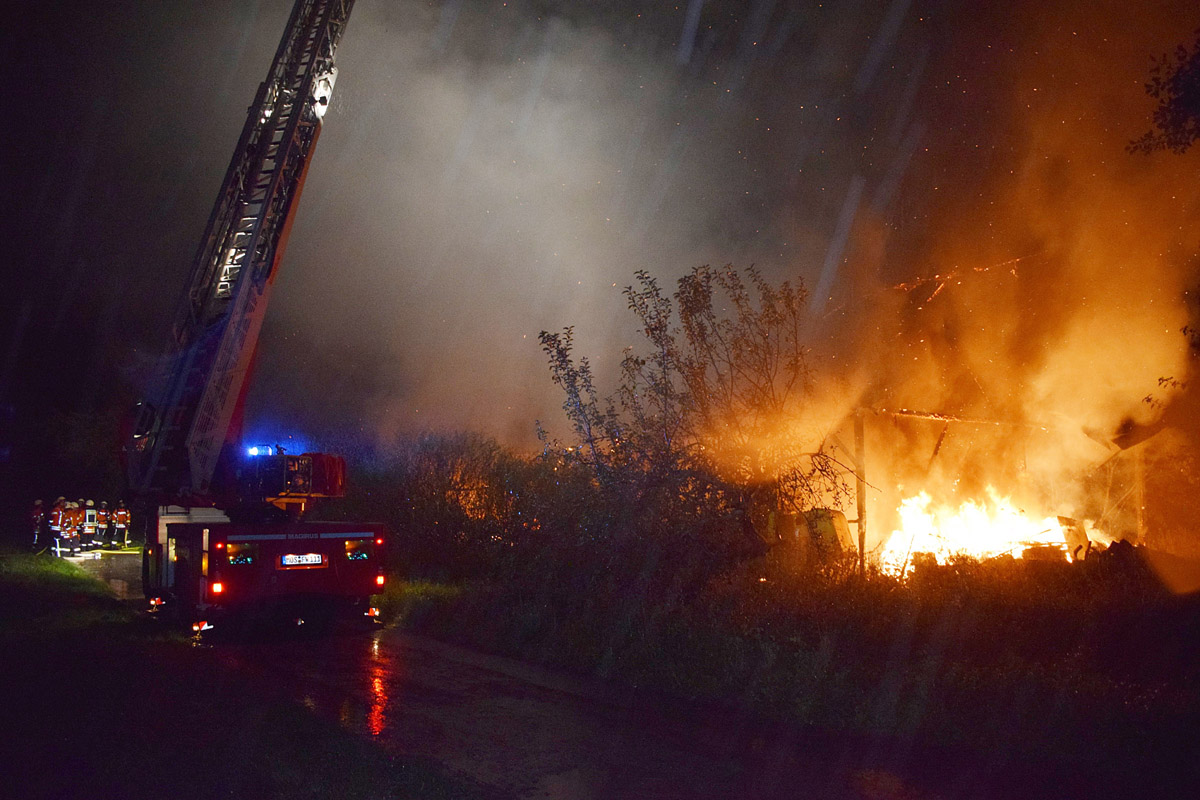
top-left (878, 487), bottom-right (1102, 576)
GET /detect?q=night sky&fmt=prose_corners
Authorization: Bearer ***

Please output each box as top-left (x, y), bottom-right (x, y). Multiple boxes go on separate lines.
top-left (5, 0), bottom-right (1199, 487)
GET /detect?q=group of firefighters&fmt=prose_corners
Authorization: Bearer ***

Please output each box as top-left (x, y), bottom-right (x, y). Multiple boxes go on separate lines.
top-left (29, 497), bottom-right (131, 557)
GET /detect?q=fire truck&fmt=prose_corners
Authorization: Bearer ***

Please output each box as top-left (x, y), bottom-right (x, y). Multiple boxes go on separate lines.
top-left (126, 0), bottom-right (385, 631)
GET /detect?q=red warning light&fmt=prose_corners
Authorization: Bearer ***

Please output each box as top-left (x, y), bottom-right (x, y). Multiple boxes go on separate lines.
top-left (211, 582), bottom-right (224, 594)
top-left (215, 541), bottom-right (225, 549)
top-left (375, 575), bottom-right (385, 587)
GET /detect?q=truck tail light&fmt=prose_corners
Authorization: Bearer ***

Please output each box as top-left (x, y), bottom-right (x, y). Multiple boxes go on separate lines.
top-left (375, 574), bottom-right (385, 587)
top-left (375, 537), bottom-right (383, 545)
top-left (211, 581), bottom-right (224, 594)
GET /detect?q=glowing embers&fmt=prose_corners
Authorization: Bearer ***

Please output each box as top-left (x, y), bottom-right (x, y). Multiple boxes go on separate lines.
top-left (879, 487), bottom-right (1098, 576)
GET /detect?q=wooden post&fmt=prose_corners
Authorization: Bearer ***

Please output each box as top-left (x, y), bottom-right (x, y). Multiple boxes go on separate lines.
top-left (855, 409), bottom-right (866, 574)
top-left (1134, 445), bottom-right (1146, 544)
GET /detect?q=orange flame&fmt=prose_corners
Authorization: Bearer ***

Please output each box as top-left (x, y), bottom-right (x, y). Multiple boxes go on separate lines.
top-left (879, 487), bottom-right (1101, 576)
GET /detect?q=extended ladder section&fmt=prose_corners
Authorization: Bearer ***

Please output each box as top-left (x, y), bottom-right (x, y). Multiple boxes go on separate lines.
top-left (130, 0), bottom-right (354, 498)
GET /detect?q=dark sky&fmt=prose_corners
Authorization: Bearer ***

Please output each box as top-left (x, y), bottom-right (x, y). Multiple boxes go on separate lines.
top-left (5, 0), bottom-right (1199, 465)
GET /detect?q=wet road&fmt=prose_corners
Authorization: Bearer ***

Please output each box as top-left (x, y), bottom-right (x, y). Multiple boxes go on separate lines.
top-left (70, 553), bottom-right (1038, 799)
top-left (221, 630), bottom-right (954, 800)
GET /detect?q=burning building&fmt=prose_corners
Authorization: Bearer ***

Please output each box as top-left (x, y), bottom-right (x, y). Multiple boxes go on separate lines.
top-left (764, 0), bottom-right (1200, 582)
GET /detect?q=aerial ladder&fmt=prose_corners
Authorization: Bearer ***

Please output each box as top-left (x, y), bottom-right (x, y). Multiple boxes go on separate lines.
top-left (128, 0), bottom-right (386, 629)
top-left (130, 0), bottom-right (353, 510)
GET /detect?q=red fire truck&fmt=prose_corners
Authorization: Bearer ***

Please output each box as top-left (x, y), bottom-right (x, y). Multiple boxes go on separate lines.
top-left (127, 1), bottom-right (381, 631)
top-left (145, 515), bottom-right (385, 631)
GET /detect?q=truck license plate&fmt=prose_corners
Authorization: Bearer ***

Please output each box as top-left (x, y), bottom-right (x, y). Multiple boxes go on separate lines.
top-left (281, 553), bottom-right (325, 567)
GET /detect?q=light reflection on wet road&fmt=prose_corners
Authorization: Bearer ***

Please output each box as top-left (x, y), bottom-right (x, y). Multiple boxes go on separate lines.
top-left (70, 554), bottom-right (1007, 799)
top-left (365, 633), bottom-right (388, 737)
top-left (218, 628), bottom-right (945, 800)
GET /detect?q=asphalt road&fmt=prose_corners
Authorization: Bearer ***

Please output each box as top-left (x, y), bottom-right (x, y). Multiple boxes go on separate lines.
top-left (71, 552), bottom-right (1061, 800)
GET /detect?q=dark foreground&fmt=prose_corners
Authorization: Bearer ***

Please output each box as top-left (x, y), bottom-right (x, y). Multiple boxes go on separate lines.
top-left (1, 550), bottom-right (1189, 799)
top-left (0, 551), bottom-right (477, 800)
top-left (221, 627), bottom-right (1119, 800)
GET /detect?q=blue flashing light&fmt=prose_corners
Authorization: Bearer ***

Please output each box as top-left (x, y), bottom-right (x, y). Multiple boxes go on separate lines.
top-left (246, 445), bottom-right (275, 457)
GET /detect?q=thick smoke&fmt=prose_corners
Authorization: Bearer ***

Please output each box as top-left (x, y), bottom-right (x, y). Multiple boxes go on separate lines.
top-left (225, 0), bottom-right (1200, 548)
top-left (24, 0), bottom-right (1192, 522)
top-left (245, 0), bottom-right (925, 449)
top-left (843, 0), bottom-right (1200, 546)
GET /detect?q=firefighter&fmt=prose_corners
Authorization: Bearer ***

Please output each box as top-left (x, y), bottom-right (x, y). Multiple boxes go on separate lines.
top-left (97, 501), bottom-right (111, 547)
top-left (29, 499), bottom-right (46, 550)
top-left (81, 499), bottom-right (98, 549)
top-left (48, 497), bottom-right (67, 556)
top-left (112, 501), bottom-right (131, 548)
top-left (72, 502), bottom-right (85, 553)
top-left (63, 501), bottom-right (83, 556)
